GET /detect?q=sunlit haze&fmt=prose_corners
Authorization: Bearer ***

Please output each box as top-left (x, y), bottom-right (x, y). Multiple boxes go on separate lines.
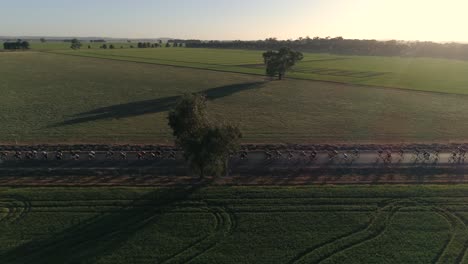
top-left (1, 0), bottom-right (467, 42)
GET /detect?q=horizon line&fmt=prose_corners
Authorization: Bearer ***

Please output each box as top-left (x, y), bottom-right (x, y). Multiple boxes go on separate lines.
top-left (1, 35), bottom-right (468, 44)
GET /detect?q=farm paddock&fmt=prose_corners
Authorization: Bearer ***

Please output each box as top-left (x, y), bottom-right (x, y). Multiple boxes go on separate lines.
top-left (1, 185), bottom-right (468, 264)
top-left (3, 51), bottom-right (468, 144)
top-left (3, 45), bottom-right (468, 264)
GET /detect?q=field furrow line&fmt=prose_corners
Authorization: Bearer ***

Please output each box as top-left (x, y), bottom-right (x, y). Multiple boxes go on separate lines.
top-left (161, 207), bottom-right (234, 264)
top-left (0, 196), bottom-right (31, 223)
top-left (452, 212), bottom-right (468, 264)
top-left (290, 201), bottom-right (409, 264)
top-left (434, 208), bottom-right (468, 264)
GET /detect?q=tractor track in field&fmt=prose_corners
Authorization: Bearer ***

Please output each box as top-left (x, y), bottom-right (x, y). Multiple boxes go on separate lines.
top-left (0, 196), bottom-right (31, 223)
top-left (287, 225), bottom-right (370, 264)
top-left (290, 200), bottom-right (416, 264)
top-left (452, 212), bottom-right (468, 264)
top-left (4, 195), bottom-right (468, 263)
top-left (161, 206), bottom-right (235, 264)
top-left (433, 208), bottom-right (468, 264)
top-left (42, 51), bottom-right (269, 79)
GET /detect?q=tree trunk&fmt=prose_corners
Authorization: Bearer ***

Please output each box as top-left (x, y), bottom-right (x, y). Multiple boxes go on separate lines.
top-left (224, 158), bottom-right (229, 177)
top-left (278, 73), bottom-right (283, 80)
top-left (200, 166), bottom-right (205, 180)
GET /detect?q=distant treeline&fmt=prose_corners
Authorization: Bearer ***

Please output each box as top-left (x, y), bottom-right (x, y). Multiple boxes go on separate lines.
top-left (64, 39), bottom-right (107, 43)
top-left (137, 42), bottom-right (183, 48)
top-left (138, 42), bottom-right (160, 48)
top-left (184, 37), bottom-right (468, 60)
top-left (3, 40), bottom-right (30, 50)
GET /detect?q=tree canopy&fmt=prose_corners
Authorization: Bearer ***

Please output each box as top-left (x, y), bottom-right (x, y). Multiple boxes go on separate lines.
top-left (70, 39), bottom-right (82, 50)
top-left (3, 40), bottom-right (30, 50)
top-left (137, 42), bottom-right (157, 48)
top-left (263, 47), bottom-right (303, 80)
top-left (168, 94), bottom-right (242, 179)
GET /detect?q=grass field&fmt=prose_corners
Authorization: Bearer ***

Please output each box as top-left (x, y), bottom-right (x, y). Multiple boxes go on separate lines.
top-left (46, 47), bottom-right (468, 95)
top-left (3, 51), bottom-right (468, 143)
top-left (1, 185), bottom-right (468, 263)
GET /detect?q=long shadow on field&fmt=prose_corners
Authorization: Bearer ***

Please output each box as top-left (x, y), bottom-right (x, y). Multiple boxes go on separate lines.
top-left (0, 184), bottom-right (206, 264)
top-left (53, 81), bottom-right (265, 127)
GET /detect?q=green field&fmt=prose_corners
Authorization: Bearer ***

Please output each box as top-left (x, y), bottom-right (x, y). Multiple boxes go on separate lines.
top-left (45, 47), bottom-right (468, 95)
top-left (1, 185), bottom-right (468, 263)
top-left (3, 51), bottom-right (468, 143)
top-left (5, 42), bottom-right (468, 94)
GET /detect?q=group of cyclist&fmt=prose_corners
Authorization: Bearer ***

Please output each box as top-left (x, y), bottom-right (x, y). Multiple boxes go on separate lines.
top-left (376, 148), bottom-right (442, 164)
top-left (239, 147), bottom-right (452, 165)
top-left (411, 148), bottom-right (440, 163)
top-left (241, 148), bottom-right (361, 163)
top-left (448, 147), bottom-right (466, 164)
top-left (2, 147), bottom-right (468, 165)
top-left (327, 149), bottom-right (360, 163)
top-left (0, 150), bottom-right (178, 161)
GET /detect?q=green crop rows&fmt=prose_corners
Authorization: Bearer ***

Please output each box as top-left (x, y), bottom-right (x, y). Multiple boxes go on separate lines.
top-left (1, 185), bottom-right (468, 263)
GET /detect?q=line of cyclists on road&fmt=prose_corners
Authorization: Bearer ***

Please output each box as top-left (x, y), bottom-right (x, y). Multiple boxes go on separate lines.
top-left (1, 147), bottom-right (467, 164)
top-left (240, 147), bottom-right (467, 165)
top-left (0, 150), bottom-right (178, 161)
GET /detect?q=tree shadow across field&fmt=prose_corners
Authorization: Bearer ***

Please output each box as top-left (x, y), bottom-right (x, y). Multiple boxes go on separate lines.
top-left (53, 81), bottom-right (265, 127)
top-left (0, 185), bottom-right (206, 264)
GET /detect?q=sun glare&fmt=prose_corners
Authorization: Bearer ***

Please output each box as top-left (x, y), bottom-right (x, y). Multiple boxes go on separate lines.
top-left (327, 0), bottom-right (468, 42)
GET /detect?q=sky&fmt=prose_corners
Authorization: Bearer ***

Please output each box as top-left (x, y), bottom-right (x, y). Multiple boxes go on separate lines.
top-left (1, 0), bottom-right (467, 42)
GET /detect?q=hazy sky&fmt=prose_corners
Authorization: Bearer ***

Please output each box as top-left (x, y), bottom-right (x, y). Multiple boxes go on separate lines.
top-left (1, 0), bottom-right (467, 42)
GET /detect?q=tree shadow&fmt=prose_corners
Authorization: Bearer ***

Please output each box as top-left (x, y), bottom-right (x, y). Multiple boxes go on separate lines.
top-left (0, 184), bottom-right (208, 264)
top-left (53, 81), bottom-right (265, 127)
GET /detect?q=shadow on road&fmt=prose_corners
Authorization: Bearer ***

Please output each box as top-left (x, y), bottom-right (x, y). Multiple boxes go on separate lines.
top-left (53, 81), bottom-right (265, 127)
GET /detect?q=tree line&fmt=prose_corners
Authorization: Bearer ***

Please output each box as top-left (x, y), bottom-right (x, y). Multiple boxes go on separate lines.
top-left (3, 40), bottom-right (30, 50)
top-left (137, 42), bottom-right (160, 48)
top-left (184, 37), bottom-right (468, 60)
top-left (66, 39), bottom-right (185, 50)
top-left (137, 42), bottom-right (183, 48)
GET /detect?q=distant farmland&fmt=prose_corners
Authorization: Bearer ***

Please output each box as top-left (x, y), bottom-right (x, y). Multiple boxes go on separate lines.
top-left (49, 47), bottom-right (468, 95)
top-left (2, 47), bottom-right (468, 143)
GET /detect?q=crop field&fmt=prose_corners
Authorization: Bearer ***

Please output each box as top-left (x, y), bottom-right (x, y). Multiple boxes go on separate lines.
top-left (3, 51), bottom-right (468, 143)
top-left (1, 185), bottom-right (468, 263)
top-left (47, 47), bottom-right (468, 95)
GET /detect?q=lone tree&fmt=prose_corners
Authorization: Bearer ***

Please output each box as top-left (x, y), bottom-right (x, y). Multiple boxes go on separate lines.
top-left (40, 38), bottom-right (46, 43)
top-left (263, 47), bottom-right (303, 80)
top-left (168, 94), bottom-right (242, 180)
top-left (20, 41), bottom-right (30, 50)
top-left (70, 38), bottom-right (82, 50)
